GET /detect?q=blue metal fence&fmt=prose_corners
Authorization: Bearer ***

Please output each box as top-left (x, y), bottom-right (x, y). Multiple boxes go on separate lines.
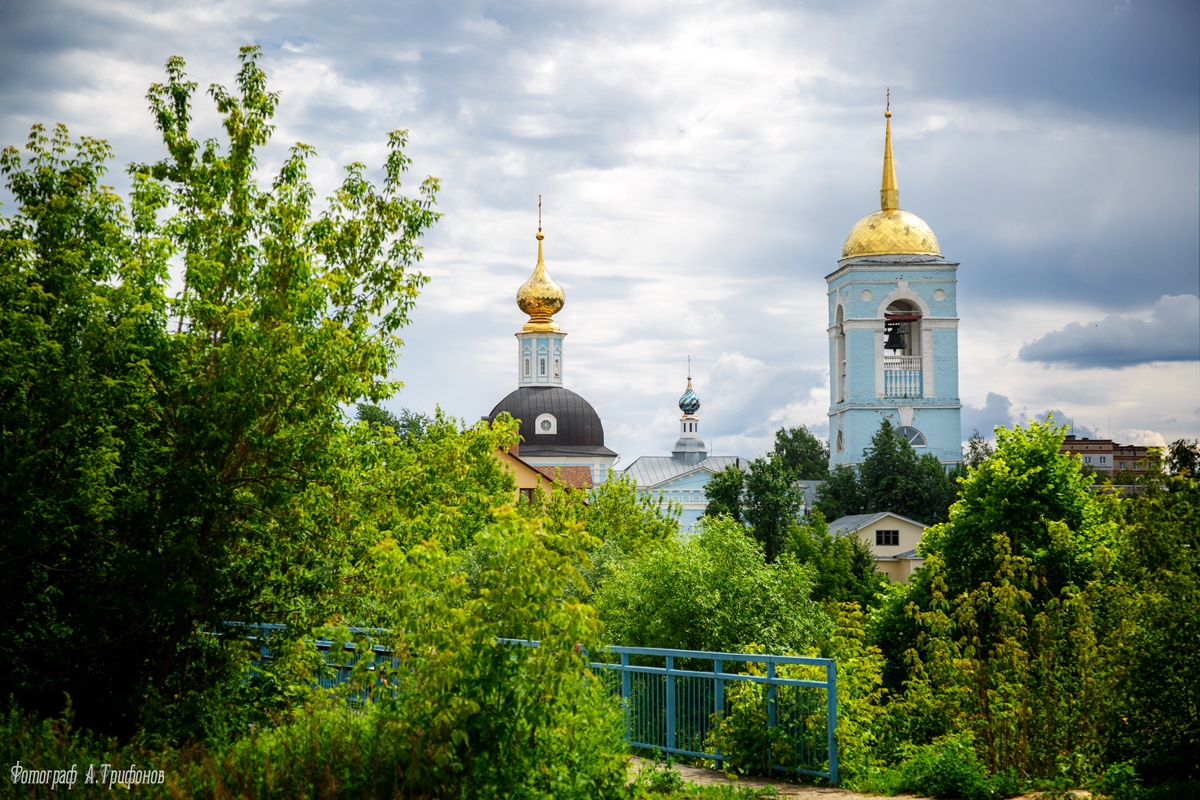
top-left (231, 625), bottom-right (838, 785)
top-left (587, 646), bottom-right (838, 784)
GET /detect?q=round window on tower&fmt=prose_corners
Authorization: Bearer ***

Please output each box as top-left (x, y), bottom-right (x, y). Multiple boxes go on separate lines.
top-left (896, 426), bottom-right (927, 447)
top-left (535, 413), bottom-right (557, 435)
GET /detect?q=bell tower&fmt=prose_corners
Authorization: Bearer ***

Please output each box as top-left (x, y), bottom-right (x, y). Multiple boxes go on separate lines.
top-left (827, 101), bottom-right (962, 468)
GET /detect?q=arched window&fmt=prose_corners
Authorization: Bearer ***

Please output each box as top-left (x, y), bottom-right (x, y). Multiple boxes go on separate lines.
top-left (896, 426), bottom-right (927, 447)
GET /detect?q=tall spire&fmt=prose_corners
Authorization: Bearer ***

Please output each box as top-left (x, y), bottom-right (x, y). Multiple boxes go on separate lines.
top-left (880, 88), bottom-right (899, 212)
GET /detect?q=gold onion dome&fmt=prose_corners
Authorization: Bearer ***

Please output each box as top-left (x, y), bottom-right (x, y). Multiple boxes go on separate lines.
top-left (516, 228), bottom-right (565, 332)
top-left (841, 108), bottom-right (941, 259)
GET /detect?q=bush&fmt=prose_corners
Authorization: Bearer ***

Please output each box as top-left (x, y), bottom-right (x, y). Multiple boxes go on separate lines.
top-left (895, 733), bottom-right (993, 800)
top-left (597, 516), bottom-right (831, 654)
top-left (358, 510), bottom-right (630, 799)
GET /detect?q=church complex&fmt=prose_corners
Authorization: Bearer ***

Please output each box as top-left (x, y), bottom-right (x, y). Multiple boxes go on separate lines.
top-left (478, 105), bottom-right (1162, 585)
top-left (487, 106), bottom-right (963, 515)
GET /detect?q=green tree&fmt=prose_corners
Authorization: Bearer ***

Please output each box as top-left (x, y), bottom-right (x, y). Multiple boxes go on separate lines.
top-left (506, 470), bottom-right (680, 596)
top-left (1165, 437), bottom-right (1200, 478)
top-left (814, 464), bottom-right (865, 521)
top-left (926, 418), bottom-right (1108, 600)
top-left (964, 427), bottom-right (995, 470)
top-left (0, 47), bottom-right (440, 736)
top-left (356, 402), bottom-right (431, 441)
top-left (703, 462), bottom-right (744, 522)
top-left (787, 510), bottom-right (888, 609)
top-left (1104, 469), bottom-right (1200, 781)
top-left (703, 455), bottom-right (804, 562)
top-left (0, 123), bottom-right (170, 734)
top-left (353, 510), bottom-right (629, 798)
top-left (597, 516), bottom-right (831, 654)
top-left (816, 420), bottom-right (960, 526)
top-left (772, 424), bottom-right (830, 480)
top-left (743, 453), bottom-right (805, 562)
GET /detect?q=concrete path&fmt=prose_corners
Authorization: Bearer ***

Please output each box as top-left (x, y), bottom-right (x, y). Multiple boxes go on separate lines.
top-left (628, 758), bottom-right (1093, 799)
top-left (628, 757), bottom-right (919, 799)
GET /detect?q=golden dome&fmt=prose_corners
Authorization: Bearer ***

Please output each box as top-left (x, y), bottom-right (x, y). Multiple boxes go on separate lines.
top-left (516, 229), bottom-right (565, 332)
top-left (841, 107), bottom-right (941, 259)
top-left (842, 208), bottom-right (941, 258)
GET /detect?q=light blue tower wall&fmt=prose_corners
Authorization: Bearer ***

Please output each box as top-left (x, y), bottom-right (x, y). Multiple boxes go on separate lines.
top-left (827, 257), bottom-right (962, 467)
top-left (516, 331), bottom-right (564, 387)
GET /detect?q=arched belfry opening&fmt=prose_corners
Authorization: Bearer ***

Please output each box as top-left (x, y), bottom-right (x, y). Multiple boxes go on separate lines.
top-left (883, 299), bottom-right (922, 398)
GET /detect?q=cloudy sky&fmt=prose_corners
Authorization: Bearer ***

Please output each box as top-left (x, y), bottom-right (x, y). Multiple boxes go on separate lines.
top-left (2, 0), bottom-right (1197, 465)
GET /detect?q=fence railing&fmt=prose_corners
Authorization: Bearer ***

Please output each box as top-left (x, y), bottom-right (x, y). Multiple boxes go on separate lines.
top-left (587, 646), bottom-right (837, 784)
top-left (230, 626), bottom-right (838, 785)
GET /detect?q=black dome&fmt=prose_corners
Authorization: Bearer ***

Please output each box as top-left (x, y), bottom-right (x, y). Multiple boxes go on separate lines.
top-left (487, 387), bottom-right (615, 457)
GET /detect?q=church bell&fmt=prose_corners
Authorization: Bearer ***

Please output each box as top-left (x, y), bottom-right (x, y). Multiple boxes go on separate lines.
top-left (884, 320), bottom-right (906, 351)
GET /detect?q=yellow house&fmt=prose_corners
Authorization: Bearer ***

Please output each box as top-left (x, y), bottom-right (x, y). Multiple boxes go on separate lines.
top-left (494, 443), bottom-right (594, 504)
top-left (827, 511), bottom-right (928, 584)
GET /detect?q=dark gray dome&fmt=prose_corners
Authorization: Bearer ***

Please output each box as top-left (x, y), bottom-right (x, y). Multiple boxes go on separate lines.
top-left (487, 387), bottom-right (616, 457)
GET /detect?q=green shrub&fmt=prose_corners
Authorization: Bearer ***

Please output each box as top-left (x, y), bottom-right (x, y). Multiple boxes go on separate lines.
top-left (1095, 762), bottom-right (1143, 800)
top-left (597, 516), bottom-right (831, 655)
top-left (358, 509), bottom-right (630, 799)
top-left (895, 733), bottom-right (992, 800)
top-left (706, 672), bottom-right (774, 777)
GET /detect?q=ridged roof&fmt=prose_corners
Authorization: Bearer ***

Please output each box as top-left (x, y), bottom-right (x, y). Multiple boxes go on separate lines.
top-left (487, 386), bottom-right (616, 457)
top-left (621, 455), bottom-right (746, 489)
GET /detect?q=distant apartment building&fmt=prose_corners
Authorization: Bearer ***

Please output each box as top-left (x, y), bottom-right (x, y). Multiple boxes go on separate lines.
top-left (1060, 435), bottom-right (1158, 477)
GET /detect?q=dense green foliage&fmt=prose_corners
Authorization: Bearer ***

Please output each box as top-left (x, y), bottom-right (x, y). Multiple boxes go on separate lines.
top-left (771, 424), bottom-right (829, 481)
top-left (814, 419), bottom-right (964, 525)
top-left (702, 462), bottom-right (745, 523)
top-left (862, 420), bottom-right (1199, 795)
top-left (964, 428), bottom-right (995, 470)
top-left (786, 512), bottom-right (888, 609)
top-left (356, 402), bottom-right (431, 441)
top-left (1165, 437), bottom-right (1199, 477)
top-left (0, 46), bottom-right (442, 736)
top-left (703, 454), bottom-right (804, 562)
top-left (597, 516), bottom-right (831, 654)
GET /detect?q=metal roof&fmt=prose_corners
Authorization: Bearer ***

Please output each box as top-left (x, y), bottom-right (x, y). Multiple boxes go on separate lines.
top-left (621, 455), bottom-right (746, 490)
top-left (488, 387), bottom-right (616, 457)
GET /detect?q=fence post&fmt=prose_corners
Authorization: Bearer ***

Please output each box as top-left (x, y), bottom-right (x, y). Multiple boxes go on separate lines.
top-left (621, 652), bottom-right (631, 742)
top-left (766, 659), bottom-right (777, 774)
top-left (713, 659), bottom-right (724, 766)
top-left (666, 654), bottom-right (676, 752)
top-left (827, 660), bottom-right (838, 786)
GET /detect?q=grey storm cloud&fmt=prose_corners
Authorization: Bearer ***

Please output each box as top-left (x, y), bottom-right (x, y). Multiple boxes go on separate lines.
top-left (1, 0), bottom-right (1197, 461)
top-left (961, 392), bottom-right (1016, 439)
top-left (1034, 410), bottom-right (1096, 440)
top-left (1019, 295), bottom-right (1200, 369)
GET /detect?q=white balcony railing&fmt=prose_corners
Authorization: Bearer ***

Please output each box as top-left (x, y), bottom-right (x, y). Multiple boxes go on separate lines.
top-left (884, 356), bottom-right (922, 398)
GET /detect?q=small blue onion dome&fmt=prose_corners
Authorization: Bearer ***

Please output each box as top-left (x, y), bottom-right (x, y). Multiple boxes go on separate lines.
top-left (678, 378), bottom-right (700, 415)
